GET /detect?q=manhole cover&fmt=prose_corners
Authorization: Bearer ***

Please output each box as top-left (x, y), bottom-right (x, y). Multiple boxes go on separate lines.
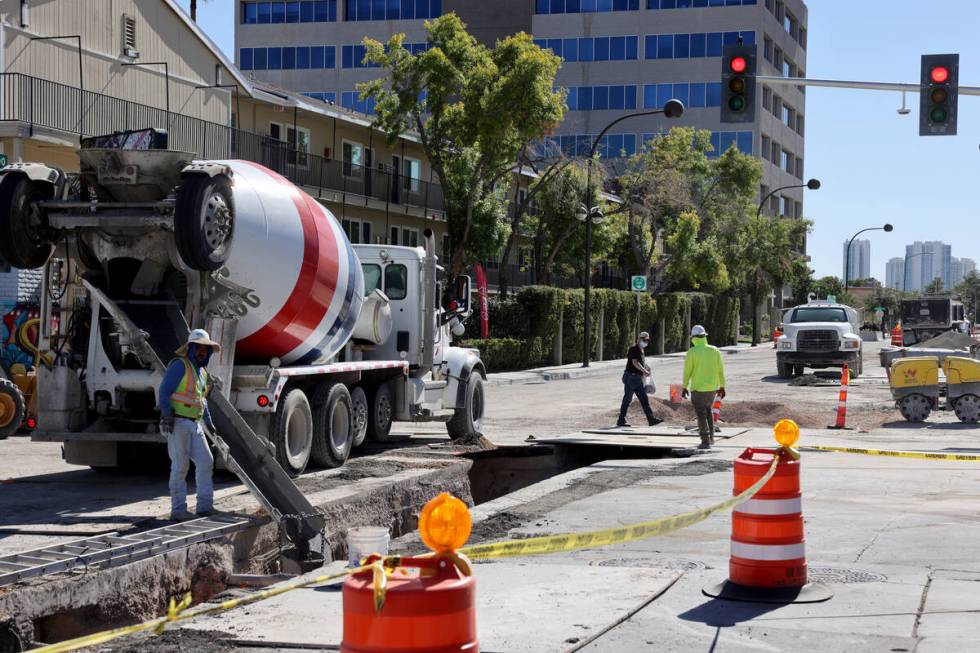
top-left (808, 567), bottom-right (887, 584)
top-left (594, 558), bottom-right (707, 572)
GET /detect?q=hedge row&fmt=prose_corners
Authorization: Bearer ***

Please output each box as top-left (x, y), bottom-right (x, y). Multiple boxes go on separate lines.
top-left (467, 286), bottom-right (738, 372)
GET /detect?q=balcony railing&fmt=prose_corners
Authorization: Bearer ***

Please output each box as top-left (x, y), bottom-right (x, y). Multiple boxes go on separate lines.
top-left (482, 262), bottom-right (628, 291)
top-left (0, 73), bottom-right (444, 214)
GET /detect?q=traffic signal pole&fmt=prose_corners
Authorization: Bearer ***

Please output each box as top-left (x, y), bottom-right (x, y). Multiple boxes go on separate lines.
top-left (754, 74), bottom-right (980, 96)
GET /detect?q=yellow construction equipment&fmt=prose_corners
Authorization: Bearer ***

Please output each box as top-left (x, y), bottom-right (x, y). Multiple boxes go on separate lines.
top-left (943, 357), bottom-right (980, 424)
top-left (890, 357), bottom-right (940, 422)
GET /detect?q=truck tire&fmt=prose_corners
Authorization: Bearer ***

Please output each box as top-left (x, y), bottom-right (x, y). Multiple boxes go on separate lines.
top-left (366, 382), bottom-right (405, 442)
top-left (899, 394), bottom-right (931, 423)
top-left (447, 374), bottom-right (485, 440)
top-left (0, 378), bottom-right (26, 438)
top-left (776, 360), bottom-right (792, 379)
top-left (954, 394), bottom-right (980, 424)
top-left (793, 365), bottom-right (805, 377)
top-left (174, 174), bottom-right (235, 271)
top-left (350, 386), bottom-right (369, 448)
top-left (0, 174), bottom-right (55, 269)
top-left (310, 383), bottom-right (353, 468)
top-left (272, 388), bottom-right (313, 477)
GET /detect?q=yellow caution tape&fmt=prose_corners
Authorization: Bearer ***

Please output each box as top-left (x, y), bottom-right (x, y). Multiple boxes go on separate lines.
top-left (31, 453), bottom-right (783, 652)
top-left (804, 445), bottom-right (980, 462)
top-left (459, 453), bottom-right (781, 560)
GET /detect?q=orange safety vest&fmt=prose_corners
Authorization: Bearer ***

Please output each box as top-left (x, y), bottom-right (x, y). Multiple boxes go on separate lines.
top-left (169, 358), bottom-right (209, 420)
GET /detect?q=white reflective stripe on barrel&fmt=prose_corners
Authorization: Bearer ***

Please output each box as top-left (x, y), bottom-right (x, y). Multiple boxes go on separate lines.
top-left (734, 497), bottom-right (802, 516)
top-left (731, 541), bottom-right (805, 561)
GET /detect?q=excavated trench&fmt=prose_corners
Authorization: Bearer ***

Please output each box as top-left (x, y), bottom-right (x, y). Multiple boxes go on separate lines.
top-left (0, 441), bottom-right (684, 651)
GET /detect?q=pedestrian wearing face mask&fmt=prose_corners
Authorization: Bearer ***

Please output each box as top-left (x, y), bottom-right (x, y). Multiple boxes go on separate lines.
top-left (617, 331), bottom-right (663, 428)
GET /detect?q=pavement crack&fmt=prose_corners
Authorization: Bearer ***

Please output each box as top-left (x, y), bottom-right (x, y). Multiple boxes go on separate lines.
top-left (854, 513), bottom-right (904, 563)
top-left (911, 567), bottom-right (935, 643)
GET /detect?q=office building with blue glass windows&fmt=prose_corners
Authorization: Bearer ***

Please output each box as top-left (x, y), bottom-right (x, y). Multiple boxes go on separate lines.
top-left (236, 0), bottom-right (807, 217)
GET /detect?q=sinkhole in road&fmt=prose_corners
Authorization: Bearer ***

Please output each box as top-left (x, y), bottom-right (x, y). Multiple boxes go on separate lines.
top-left (465, 442), bottom-right (679, 506)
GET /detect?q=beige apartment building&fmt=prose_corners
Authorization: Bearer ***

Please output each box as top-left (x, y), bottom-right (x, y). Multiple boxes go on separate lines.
top-left (0, 0), bottom-right (447, 269)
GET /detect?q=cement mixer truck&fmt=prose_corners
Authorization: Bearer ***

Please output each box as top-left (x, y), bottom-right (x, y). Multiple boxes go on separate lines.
top-left (0, 131), bottom-right (486, 478)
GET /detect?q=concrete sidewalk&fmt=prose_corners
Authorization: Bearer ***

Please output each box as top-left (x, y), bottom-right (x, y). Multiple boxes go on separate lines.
top-left (169, 423), bottom-right (980, 652)
top-left (487, 343), bottom-right (752, 387)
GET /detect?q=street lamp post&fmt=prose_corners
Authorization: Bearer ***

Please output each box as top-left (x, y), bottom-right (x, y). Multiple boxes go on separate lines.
top-left (579, 99), bottom-right (685, 367)
top-left (844, 224), bottom-right (894, 292)
top-left (756, 178), bottom-right (821, 219)
top-left (901, 250), bottom-right (929, 293)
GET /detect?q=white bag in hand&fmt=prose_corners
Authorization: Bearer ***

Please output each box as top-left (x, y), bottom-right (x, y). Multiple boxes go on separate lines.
top-left (643, 375), bottom-right (656, 395)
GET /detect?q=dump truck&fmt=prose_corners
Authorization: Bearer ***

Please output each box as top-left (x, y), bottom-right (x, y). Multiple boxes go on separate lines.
top-left (775, 299), bottom-right (864, 378)
top-left (0, 130), bottom-right (486, 480)
top-left (898, 295), bottom-right (970, 346)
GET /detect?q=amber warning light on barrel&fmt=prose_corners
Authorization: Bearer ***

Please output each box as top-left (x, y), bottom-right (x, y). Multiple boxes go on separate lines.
top-left (419, 493), bottom-right (472, 553)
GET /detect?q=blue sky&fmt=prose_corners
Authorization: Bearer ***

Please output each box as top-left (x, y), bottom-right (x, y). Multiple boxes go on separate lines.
top-left (179, 0), bottom-right (980, 281)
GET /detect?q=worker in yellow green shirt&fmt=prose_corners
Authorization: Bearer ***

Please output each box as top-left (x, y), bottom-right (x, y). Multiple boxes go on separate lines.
top-left (682, 325), bottom-right (726, 450)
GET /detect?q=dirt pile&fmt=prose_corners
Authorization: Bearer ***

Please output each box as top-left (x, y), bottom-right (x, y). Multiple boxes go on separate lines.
top-left (918, 332), bottom-right (976, 350)
top-left (606, 398), bottom-right (895, 431)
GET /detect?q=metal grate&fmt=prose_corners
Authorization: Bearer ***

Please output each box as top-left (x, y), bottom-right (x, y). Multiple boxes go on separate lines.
top-left (797, 330), bottom-right (840, 353)
top-left (0, 514), bottom-right (253, 587)
top-left (123, 15), bottom-right (137, 52)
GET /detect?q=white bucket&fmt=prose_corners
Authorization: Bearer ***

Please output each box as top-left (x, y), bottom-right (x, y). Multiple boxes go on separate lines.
top-left (347, 526), bottom-right (390, 567)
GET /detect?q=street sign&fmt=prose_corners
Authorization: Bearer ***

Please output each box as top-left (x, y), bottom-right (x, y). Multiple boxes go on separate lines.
top-left (631, 276), bottom-right (647, 293)
top-left (0, 154), bottom-right (7, 168)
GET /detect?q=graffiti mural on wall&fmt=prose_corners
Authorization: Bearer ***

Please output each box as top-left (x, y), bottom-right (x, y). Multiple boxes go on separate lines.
top-left (2, 305), bottom-right (41, 372)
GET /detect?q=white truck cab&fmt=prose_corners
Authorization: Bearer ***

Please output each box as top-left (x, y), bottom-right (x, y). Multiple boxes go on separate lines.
top-left (776, 300), bottom-right (864, 378)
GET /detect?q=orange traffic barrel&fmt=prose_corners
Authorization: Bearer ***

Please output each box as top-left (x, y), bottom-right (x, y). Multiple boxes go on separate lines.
top-left (341, 555), bottom-right (477, 653)
top-left (891, 324), bottom-right (904, 347)
top-left (772, 328), bottom-right (782, 349)
top-left (729, 448), bottom-right (806, 588)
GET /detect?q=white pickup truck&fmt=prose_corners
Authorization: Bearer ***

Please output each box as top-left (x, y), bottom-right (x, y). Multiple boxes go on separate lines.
top-left (775, 300), bottom-right (864, 378)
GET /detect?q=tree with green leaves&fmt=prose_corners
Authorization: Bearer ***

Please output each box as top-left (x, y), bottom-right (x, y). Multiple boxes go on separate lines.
top-left (615, 128), bottom-right (759, 294)
top-left (925, 277), bottom-right (945, 294)
top-left (954, 270), bottom-right (980, 322)
top-left (360, 15), bottom-right (566, 277)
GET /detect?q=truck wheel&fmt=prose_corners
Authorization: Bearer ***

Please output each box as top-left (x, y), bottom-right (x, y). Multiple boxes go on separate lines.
top-left (310, 383), bottom-right (353, 468)
top-left (0, 175), bottom-right (54, 269)
top-left (776, 360), bottom-right (792, 379)
top-left (954, 394), bottom-right (980, 424)
top-left (447, 374), bottom-right (485, 440)
top-left (793, 365), bottom-right (805, 377)
top-left (367, 382), bottom-right (405, 442)
top-left (350, 386), bottom-right (369, 448)
top-left (899, 394), bottom-right (931, 423)
top-left (0, 379), bottom-right (26, 438)
top-left (174, 174), bottom-right (235, 271)
top-left (272, 388), bottom-right (313, 477)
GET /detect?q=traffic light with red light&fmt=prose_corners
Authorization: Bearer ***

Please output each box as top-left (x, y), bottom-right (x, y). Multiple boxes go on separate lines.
top-left (920, 54), bottom-right (958, 136)
top-left (721, 44), bottom-right (757, 124)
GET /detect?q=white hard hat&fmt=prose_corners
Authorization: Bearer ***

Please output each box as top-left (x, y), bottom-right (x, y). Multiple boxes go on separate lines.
top-left (691, 325), bottom-right (707, 337)
top-left (176, 328), bottom-right (221, 355)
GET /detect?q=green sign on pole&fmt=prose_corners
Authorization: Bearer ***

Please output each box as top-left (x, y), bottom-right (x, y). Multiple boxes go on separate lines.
top-left (631, 275), bottom-right (647, 293)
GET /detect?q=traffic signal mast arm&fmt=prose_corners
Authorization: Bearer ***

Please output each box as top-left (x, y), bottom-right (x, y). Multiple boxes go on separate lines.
top-left (754, 75), bottom-right (980, 96)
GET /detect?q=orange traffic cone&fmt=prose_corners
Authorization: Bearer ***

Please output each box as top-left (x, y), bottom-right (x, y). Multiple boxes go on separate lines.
top-left (712, 393), bottom-right (724, 424)
top-left (830, 363), bottom-right (850, 429)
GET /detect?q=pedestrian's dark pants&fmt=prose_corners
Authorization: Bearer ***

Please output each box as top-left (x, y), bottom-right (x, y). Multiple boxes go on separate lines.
top-left (691, 391), bottom-right (716, 446)
top-left (619, 372), bottom-right (655, 425)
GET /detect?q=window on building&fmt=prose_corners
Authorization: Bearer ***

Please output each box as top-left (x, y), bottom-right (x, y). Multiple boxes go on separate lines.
top-left (242, 2), bottom-right (337, 23)
top-left (342, 140), bottom-right (363, 177)
top-left (771, 94), bottom-right (781, 118)
top-left (287, 126), bottom-right (310, 167)
top-left (798, 26), bottom-right (807, 49)
top-left (762, 86), bottom-right (771, 111)
top-left (781, 149), bottom-right (793, 173)
top-left (538, 0), bottom-right (640, 14)
top-left (342, 218), bottom-right (372, 244)
top-left (782, 104), bottom-right (793, 127)
top-left (770, 194), bottom-right (780, 214)
top-left (780, 195), bottom-right (790, 216)
top-left (761, 134), bottom-right (771, 161)
top-left (764, 36), bottom-right (773, 63)
top-left (400, 227), bottom-right (419, 248)
top-left (795, 156), bottom-right (803, 179)
top-left (795, 114), bottom-right (804, 136)
top-left (774, 47), bottom-right (783, 72)
top-left (775, 1), bottom-right (784, 22)
top-left (402, 157), bottom-right (421, 192)
top-left (783, 58), bottom-right (794, 78)
top-left (771, 141), bottom-right (780, 165)
top-left (442, 234), bottom-right (451, 258)
top-left (760, 184), bottom-right (770, 210)
top-left (795, 201), bottom-right (802, 218)
top-left (346, 0), bottom-right (441, 20)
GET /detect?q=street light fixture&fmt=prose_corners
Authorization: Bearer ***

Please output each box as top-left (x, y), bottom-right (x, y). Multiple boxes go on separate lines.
top-left (844, 223), bottom-right (893, 293)
top-left (757, 178), bottom-right (821, 219)
top-left (581, 99), bottom-right (685, 367)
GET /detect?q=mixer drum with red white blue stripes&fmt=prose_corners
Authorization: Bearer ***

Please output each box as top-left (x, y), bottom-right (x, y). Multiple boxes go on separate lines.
top-left (217, 161), bottom-right (363, 366)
